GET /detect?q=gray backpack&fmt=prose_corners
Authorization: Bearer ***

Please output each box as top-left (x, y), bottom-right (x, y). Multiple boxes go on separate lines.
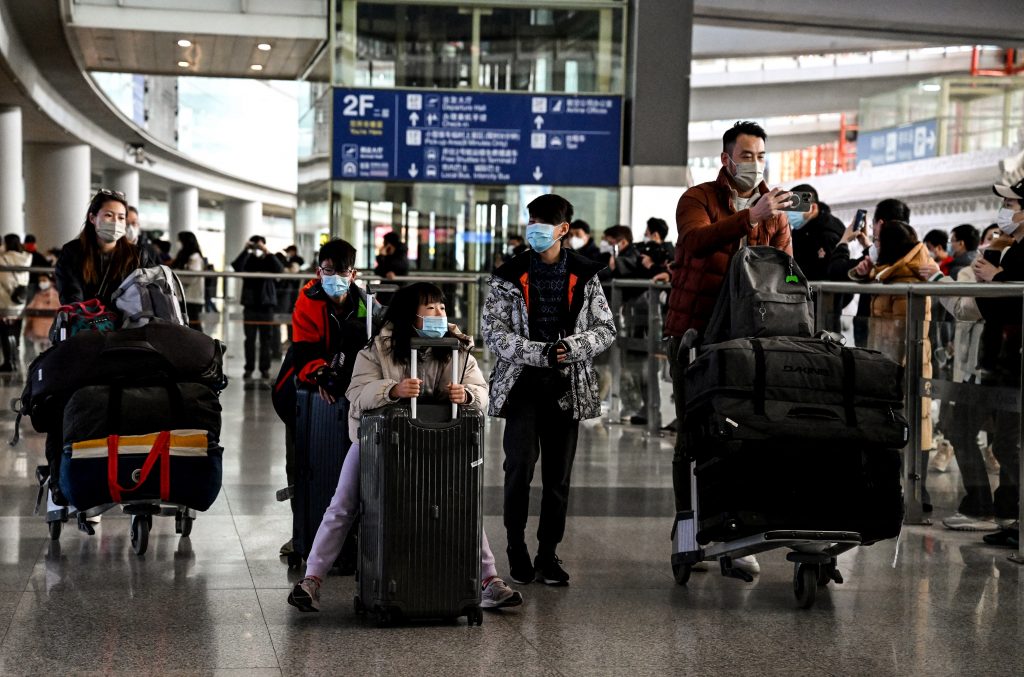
top-left (702, 246), bottom-right (813, 344)
top-left (111, 265), bottom-right (189, 329)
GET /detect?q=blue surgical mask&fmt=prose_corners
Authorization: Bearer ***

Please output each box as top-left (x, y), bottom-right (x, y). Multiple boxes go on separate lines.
top-left (526, 223), bottom-right (561, 253)
top-left (416, 315), bottom-right (448, 338)
top-left (321, 274), bottom-right (350, 299)
top-left (787, 211), bottom-right (807, 230)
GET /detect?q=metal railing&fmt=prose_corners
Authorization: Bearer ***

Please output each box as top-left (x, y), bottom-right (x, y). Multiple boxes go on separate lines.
top-left (5, 265), bottom-right (1024, 563)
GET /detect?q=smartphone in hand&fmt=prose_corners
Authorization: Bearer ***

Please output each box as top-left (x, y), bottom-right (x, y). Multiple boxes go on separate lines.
top-left (983, 248), bottom-right (1002, 266)
top-left (852, 209), bottom-right (868, 232)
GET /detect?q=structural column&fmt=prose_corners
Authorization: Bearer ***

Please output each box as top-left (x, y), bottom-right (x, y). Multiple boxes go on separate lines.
top-left (621, 0), bottom-right (693, 234)
top-left (168, 185), bottom-right (199, 243)
top-left (101, 167), bottom-right (139, 209)
top-left (23, 143), bottom-right (91, 249)
top-left (0, 107), bottom-right (23, 236)
top-left (224, 199), bottom-right (262, 299)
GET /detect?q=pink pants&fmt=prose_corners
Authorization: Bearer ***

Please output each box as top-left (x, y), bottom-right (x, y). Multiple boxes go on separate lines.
top-left (305, 442), bottom-right (497, 582)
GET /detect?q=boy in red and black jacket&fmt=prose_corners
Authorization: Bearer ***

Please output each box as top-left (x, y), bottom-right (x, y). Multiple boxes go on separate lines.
top-left (273, 238), bottom-right (374, 555)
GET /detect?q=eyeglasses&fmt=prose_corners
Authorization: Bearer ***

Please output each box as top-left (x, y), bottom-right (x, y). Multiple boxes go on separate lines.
top-left (96, 188), bottom-right (127, 201)
top-left (319, 266), bottom-right (352, 276)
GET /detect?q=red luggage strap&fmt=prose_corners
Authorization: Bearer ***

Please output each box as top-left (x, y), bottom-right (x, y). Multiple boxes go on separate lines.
top-left (106, 431), bottom-right (172, 503)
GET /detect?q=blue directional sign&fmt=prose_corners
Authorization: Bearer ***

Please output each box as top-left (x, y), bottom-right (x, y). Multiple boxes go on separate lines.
top-left (332, 88), bottom-right (622, 186)
top-left (857, 118), bottom-right (938, 167)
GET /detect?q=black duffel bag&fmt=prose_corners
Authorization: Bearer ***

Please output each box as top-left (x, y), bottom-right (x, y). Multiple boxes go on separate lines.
top-left (59, 383), bottom-right (223, 512)
top-left (17, 323), bottom-right (226, 435)
top-left (684, 333), bottom-right (908, 450)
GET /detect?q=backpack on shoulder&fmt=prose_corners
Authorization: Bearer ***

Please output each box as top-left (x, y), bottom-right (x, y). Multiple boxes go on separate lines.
top-left (111, 265), bottom-right (189, 328)
top-left (702, 246), bottom-right (813, 344)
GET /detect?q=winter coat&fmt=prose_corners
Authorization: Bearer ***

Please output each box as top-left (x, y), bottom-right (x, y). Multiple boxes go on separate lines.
top-left (790, 202), bottom-right (845, 281)
top-left (55, 238), bottom-right (159, 306)
top-left (23, 285), bottom-right (59, 340)
top-left (346, 323), bottom-right (487, 441)
top-left (483, 250), bottom-right (615, 420)
top-left (664, 168), bottom-right (792, 337)
top-left (0, 250), bottom-right (32, 316)
top-left (938, 266), bottom-right (984, 384)
top-left (290, 280), bottom-right (372, 387)
top-left (177, 252), bottom-right (206, 305)
top-left (231, 249), bottom-right (284, 309)
top-left (856, 242), bottom-right (933, 451)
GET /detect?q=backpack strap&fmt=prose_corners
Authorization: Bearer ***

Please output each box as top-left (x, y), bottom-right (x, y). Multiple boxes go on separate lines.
top-left (751, 338), bottom-right (766, 416)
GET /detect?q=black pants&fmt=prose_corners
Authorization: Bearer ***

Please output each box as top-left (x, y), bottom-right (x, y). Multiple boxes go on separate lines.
top-left (667, 336), bottom-right (692, 512)
top-left (186, 302), bottom-right (204, 331)
top-left (947, 394), bottom-right (995, 517)
top-left (243, 307), bottom-right (274, 374)
top-left (502, 370), bottom-right (580, 553)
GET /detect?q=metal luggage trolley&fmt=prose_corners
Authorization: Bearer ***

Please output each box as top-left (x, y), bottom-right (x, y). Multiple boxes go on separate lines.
top-left (670, 465), bottom-right (863, 609)
top-left (38, 478), bottom-right (197, 557)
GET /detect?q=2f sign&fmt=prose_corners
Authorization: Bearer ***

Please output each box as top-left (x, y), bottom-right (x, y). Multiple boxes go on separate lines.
top-left (342, 94), bottom-right (375, 117)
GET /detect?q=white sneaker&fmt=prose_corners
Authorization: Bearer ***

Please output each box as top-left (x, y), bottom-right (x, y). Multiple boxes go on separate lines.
top-left (480, 577), bottom-right (523, 609)
top-left (942, 513), bottom-right (999, 532)
top-left (287, 576), bottom-right (321, 612)
top-left (732, 555), bottom-right (760, 575)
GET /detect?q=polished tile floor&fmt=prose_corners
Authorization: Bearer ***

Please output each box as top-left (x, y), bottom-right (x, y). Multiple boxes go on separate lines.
top-left (0, 345), bottom-right (1022, 676)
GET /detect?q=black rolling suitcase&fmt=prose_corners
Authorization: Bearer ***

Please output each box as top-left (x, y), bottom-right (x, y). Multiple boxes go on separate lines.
top-left (355, 338), bottom-right (484, 626)
top-left (289, 386), bottom-right (358, 572)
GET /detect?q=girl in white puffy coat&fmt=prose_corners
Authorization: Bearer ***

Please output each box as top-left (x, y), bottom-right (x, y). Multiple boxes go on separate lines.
top-left (0, 234), bottom-right (33, 371)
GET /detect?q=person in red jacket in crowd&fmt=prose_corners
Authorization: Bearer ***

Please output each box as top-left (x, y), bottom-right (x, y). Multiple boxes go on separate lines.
top-left (273, 238), bottom-right (374, 557)
top-left (663, 120), bottom-right (793, 576)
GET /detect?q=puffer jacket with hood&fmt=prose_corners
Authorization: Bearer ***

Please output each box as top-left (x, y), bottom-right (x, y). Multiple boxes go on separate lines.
top-left (345, 323), bottom-right (487, 441)
top-left (854, 241), bottom-right (933, 450)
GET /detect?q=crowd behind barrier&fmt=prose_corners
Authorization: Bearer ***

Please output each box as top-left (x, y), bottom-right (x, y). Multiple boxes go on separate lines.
top-left (2, 265), bottom-right (1023, 560)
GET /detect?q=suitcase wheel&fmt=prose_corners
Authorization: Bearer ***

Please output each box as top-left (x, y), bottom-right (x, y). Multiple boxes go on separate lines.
top-left (287, 552), bottom-right (302, 569)
top-left (467, 606), bottom-right (483, 626)
top-left (672, 561), bottom-right (691, 586)
top-left (130, 514), bottom-right (151, 556)
top-left (793, 563), bottom-right (819, 609)
top-left (374, 606), bottom-right (393, 627)
top-left (47, 519), bottom-right (61, 541)
top-left (174, 512), bottom-right (194, 538)
top-left (353, 595), bottom-right (366, 616)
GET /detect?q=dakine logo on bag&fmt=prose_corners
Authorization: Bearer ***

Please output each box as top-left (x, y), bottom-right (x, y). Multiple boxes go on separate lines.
top-left (783, 365), bottom-right (829, 376)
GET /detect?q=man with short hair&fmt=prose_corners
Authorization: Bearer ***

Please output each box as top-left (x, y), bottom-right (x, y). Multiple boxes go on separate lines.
top-left (664, 120), bottom-right (793, 575)
top-left (567, 220), bottom-right (603, 263)
top-left (484, 193), bottom-right (615, 586)
top-left (924, 229), bottom-right (952, 271)
top-left (639, 217), bottom-right (674, 280)
top-left (947, 224), bottom-right (980, 278)
top-left (788, 183), bottom-right (845, 282)
top-left (232, 235), bottom-right (285, 380)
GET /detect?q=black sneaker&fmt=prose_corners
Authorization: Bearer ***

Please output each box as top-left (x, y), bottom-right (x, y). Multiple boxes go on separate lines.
top-left (534, 553), bottom-right (570, 586)
top-left (507, 543), bottom-right (534, 585)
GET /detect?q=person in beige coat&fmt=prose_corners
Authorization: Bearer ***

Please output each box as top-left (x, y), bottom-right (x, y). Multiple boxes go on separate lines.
top-left (288, 282), bottom-right (522, 613)
top-left (0, 234), bottom-right (33, 371)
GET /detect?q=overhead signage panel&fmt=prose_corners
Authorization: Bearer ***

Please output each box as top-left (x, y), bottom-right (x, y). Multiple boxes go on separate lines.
top-left (856, 119), bottom-right (938, 167)
top-left (332, 88), bottom-right (622, 187)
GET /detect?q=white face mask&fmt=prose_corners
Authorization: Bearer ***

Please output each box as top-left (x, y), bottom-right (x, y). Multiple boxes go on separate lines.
top-left (868, 243), bottom-right (879, 264)
top-left (568, 236), bottom-right (586, 250)
top-left (997, 207), bottom-right (1021, 234)
top-left (599, 241), bottom-right (614, 255)
top-left (125, 225), bottom-right (139, 245)
top-left (95, 219), bottom-right (126, 243)
top-left (728, 158), bottom-right (765, 192)
top-left (38, 281), bottom-right (51, 291)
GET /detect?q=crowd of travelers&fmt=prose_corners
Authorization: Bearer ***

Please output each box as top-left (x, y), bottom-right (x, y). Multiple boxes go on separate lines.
top-left (3, 118), bottom-right (1023, 615)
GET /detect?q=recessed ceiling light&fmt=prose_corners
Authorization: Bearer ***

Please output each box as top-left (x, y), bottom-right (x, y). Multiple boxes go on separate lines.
top-left (250, 64), bottom-right (264, 71)
top-left (921, 83), bottom-right (941, 92)
top-left (177, 39), bottom-right (192, 48)
top-left (177, 61), bottom-right (190, 68)
top-left (257, 43), bottom-right (272, 51)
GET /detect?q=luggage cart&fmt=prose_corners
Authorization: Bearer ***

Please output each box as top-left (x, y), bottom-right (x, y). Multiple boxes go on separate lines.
top-left (37, 468), bottom-right (197, 556)
top-left (669, 461), bottom-right (863, 609)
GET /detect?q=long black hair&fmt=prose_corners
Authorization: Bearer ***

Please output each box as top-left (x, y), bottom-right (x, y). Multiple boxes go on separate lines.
top-left (172, 231), bottom-right (204, 270)
top-left (876, 220), bottom-right (918, 266)
top-left (376, 282), bottom-right (450, 367)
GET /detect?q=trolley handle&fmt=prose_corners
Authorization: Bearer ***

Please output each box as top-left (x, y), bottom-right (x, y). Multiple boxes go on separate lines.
top-left (409, 336), bottom-right (460, 420)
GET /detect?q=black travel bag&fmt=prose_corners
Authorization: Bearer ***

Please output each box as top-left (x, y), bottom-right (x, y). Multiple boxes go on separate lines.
top-left (683, 333), bottom-right (907, 546)
top-left (684, 334), bottom-right (908, 451)
top-left (356, 338), bottom-right (484, 626)
top-left (289, 386), bottom-right (358, 572)
top-left (19, 322), bottom-right (226, 434)
top-left (58, 383), bottom-right (223, 512)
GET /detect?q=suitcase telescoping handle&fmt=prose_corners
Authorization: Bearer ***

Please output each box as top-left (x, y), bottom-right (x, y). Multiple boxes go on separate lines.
top-left (409, 336), bottom-right (460, 420)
